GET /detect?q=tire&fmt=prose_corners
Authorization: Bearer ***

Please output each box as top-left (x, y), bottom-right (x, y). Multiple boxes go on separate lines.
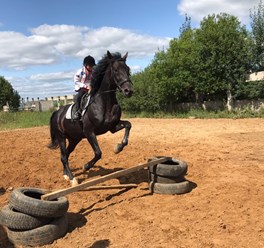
top-left (148, 156), bottom-right (187, 177)
top-left (149, 181), bottom-right (191, 195)
top-left (7, 214), bottom-right (68, 247)
top-left (9, 187), bottom-right (69, 218)
top-left (149, 173), bottom-right (185, 184)
top-left (0, 204), bottom-right (52, 230)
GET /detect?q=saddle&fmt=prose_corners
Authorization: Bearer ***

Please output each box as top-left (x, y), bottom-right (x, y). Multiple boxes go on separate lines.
top-left (66, 93), bottom-right (91, 121)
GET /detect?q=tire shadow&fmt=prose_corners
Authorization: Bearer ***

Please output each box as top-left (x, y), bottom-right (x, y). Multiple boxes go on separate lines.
top-left (66, 212), bottom-right (87, 233)
top-left (90, 239), bottom-right (110, 248)
top-left (188, 180), bottom-right (198, 192)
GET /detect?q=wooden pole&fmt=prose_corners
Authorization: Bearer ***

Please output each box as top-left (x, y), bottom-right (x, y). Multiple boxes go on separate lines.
top-left (42, 157), bottom-right (168, 200)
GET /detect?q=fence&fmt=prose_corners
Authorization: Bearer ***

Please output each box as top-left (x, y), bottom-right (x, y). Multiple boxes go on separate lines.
top-left (3, 95), bottom-right (264, 112)
top-left (173, 99), bottom-right (264, 112)
top-left (19, 95), bottom-right (75, 112)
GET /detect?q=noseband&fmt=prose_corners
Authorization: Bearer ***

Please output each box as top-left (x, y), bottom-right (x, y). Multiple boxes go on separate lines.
top-left (114, 78), bottom-right (132, 91)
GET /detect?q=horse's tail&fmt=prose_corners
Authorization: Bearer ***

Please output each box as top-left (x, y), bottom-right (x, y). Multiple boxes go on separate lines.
top-left (47, 111), bottom-right (60, 149)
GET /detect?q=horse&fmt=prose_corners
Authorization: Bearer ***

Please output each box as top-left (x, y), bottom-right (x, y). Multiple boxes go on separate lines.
top-left (48, 51), bottom-right (133, 185)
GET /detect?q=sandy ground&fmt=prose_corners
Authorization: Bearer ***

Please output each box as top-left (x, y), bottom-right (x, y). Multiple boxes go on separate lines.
top-left (0, 118), bottom-right (264, 248)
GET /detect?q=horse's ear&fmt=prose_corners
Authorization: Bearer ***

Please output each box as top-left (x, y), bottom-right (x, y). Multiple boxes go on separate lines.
top-left (123, 52), bottom-right (128, 61)
top-left (107, 50), bottom-right (113, 59)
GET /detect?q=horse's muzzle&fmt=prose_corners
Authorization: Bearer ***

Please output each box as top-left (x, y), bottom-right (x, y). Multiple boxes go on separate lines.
top-left (123, 88), bottom-right (133, 97)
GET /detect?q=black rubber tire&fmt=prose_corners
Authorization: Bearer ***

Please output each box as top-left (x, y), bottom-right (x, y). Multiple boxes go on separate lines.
top-left (149, 173), bottom-right (186, 184)
top-left (148, 156), bottom-right (187, 177)
top-left (9, 187), bottom-right (69, 218)
top-left (149, 180), bottom-right (191, 195)
top-left (7, 214), bottom-right (68, 247)
top-left (0, 204), bottom-right (52, 230)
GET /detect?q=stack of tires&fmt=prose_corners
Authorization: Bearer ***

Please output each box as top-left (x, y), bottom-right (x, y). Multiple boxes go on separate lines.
top-left (0, 187), bottom-right (69, 247)
top-left (148, 156), bottom-right (191, 195)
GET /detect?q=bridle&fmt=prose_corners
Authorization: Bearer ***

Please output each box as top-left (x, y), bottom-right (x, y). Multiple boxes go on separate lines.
top-left (89, 58), bottom-right (132, 100)
top-left (110, 59), bottom-right (132, 91)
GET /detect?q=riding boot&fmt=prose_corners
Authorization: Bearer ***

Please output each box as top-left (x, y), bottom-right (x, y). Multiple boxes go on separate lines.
top-left (72, 102), bottom-right (81, 120)
top-left (73, 88), bottom-right (87, 121)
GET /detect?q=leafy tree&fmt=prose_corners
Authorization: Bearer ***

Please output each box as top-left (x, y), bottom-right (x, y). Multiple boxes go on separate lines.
top-left (0, 76), bottom-right (21, 111)
top-left (250, 0), bottom-right (264, 71)
top-left (195, 13), bottom-right (252, 110)
top-left (167, 23), bottom-right (200, 104)
top-left (121, 12), bottom-right (256, 114)
top-left (118, 64), bottom-right (162, 113)
top-left (179, 14), bottom-right (192, 35)
top-left (236, 79), bottom-right (264, 99)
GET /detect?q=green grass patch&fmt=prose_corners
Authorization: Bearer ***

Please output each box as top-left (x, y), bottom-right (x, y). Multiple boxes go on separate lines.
top-left (124, 108), bottom-right (264, 119)
top-left (0, 111), bottom-right (52, 131)
top-left (1, 107), bottom-right (264, 131)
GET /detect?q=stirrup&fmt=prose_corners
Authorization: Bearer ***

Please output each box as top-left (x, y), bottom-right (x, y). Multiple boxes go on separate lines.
top-left (72, 111), bottom-right (81, 120)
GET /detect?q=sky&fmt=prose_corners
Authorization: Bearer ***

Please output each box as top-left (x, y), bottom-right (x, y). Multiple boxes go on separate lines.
top-left (0, 0), bottom-right (260, 100)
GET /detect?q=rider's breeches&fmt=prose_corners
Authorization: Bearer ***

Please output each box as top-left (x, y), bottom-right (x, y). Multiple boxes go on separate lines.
top-left (75, 88), bottom-right (88, 111)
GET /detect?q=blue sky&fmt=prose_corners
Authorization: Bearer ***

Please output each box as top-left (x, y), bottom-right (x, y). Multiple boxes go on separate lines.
top-left (0, 0), bottom-right (260, 100)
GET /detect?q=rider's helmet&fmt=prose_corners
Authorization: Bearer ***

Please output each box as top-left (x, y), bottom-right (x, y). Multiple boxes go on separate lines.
top-left (83, 55), bottom-right (96, 67)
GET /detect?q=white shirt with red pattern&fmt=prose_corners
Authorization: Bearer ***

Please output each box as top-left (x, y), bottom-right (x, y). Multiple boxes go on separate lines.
top-left (74, 66), bottom-right (93, 91)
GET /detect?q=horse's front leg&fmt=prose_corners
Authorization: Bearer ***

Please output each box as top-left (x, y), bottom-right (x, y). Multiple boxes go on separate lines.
top-left (58, 138), bottom-right (79, 186)
top-left (83, 131), bottom-right (102, 171)
top-left (110, 120), bottom-right (132, 154)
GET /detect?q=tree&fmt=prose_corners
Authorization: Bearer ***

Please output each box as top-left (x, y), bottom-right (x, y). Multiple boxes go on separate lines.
top-left (179, 14), bottom-right (192, 35)
top-left (167, 20), bottom-right (201, 104)
top-left (250, 0), bottom-right (264, 71)
top-left (121, 13), bottom-right (254, 113)
top-left (195, 13), bottom-right (251, 110)
top-left (0, 76), bottom-right (21, 111)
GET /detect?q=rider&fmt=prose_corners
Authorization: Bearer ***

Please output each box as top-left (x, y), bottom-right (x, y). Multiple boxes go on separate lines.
top-left (72, 55), bottom-right (96, 120)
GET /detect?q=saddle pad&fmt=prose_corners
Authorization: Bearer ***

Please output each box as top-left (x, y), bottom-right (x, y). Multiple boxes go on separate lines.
top-left (66, 104), bottom-right (74, 119)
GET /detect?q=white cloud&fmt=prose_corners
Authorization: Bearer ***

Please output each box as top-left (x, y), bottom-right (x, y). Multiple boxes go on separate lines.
top-left (178, 0), bottom-right (260, 24)
top-left (0, 24), bottom-right (171, 99)
top-left (0, 24), bottom-right (170, 71)
top-left (29, 71), bottom-right (74, 83)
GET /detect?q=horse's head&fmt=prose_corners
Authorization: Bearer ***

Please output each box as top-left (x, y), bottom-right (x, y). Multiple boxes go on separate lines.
top-left (107, 51), bottom-right (133, 97)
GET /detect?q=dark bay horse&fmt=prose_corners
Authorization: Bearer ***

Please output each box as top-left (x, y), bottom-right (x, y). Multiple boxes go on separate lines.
top-left (48, 51), bottom-right (133, 185)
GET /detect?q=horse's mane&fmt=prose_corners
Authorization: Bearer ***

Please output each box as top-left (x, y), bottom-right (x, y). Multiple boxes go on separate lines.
top-left (91, 52), bottom-right (122, 92)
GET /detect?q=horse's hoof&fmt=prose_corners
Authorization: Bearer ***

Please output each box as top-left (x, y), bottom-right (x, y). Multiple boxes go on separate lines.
top-left (70, 178), bottom-right (79, 186)
top-left (114, 144), bottom-right (123, 154)
top-left (83, 164), bottom-right (92, 171)
top-left (63, 175), bottom-right (70, 181)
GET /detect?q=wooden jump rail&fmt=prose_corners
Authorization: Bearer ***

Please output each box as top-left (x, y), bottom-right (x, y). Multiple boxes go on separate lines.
top-left (42, 157), bottom-right (168, 201)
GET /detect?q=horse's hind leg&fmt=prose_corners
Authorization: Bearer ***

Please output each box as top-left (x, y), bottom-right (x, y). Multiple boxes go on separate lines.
top-left (110, 120), bottom-right (132, 154)
top-left (58, 137), bottom-right (79, 186)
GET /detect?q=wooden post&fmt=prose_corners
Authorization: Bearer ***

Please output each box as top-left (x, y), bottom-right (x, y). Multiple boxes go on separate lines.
top-left (42, 157), bottom-right (168, 201)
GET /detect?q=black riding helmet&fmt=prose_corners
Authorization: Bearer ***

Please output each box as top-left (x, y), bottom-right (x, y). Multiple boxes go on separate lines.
top-left (83, 55), bottom-right (96, 67)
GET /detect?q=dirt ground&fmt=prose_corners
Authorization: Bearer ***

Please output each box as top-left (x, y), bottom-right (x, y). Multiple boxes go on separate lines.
top-left (0, 118), bottom-right (264, 248)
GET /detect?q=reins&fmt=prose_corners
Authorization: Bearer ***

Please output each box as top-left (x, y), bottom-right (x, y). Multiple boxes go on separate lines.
top-left (87, 89), bottom-right (117, 106)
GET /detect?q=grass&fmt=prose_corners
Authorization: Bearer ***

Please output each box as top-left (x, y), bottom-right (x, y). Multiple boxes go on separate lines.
top-left (0, 108), bottom-right (264, 131)
top-left (124, 107), bottom-right (264, 119)
top-left (0, 111), bottom-right (52, 131)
